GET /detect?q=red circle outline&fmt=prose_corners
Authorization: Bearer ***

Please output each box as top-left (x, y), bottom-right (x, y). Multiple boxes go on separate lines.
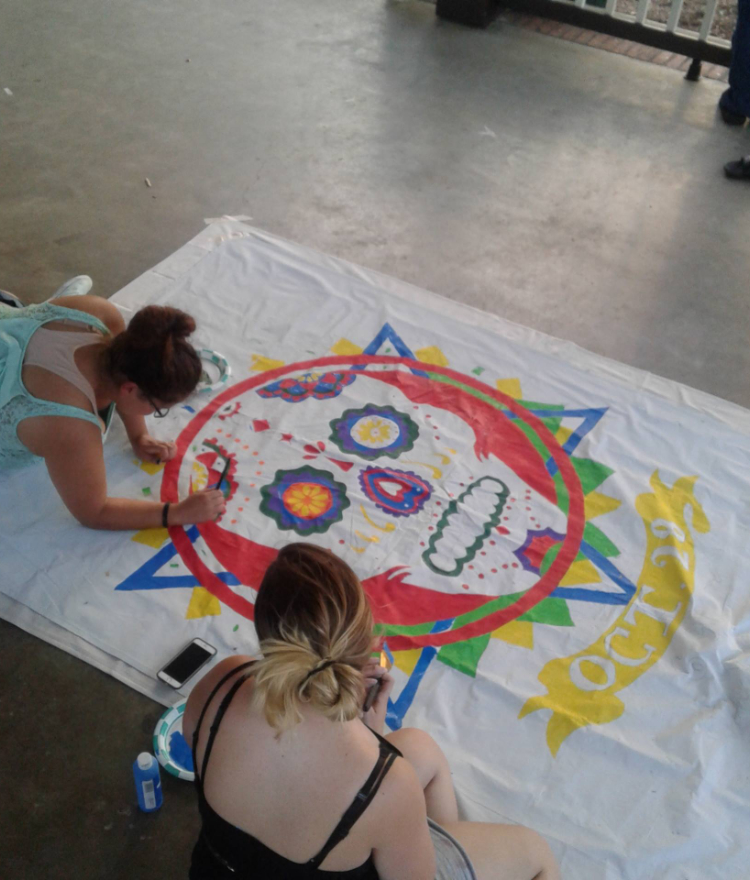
top-left (163, 355), bottom-right (584, 647)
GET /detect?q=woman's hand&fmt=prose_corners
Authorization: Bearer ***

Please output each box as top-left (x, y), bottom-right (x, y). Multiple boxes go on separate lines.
top-left (171, 489), bottom-right (226, 525)
top-left (132, 433), bottom-right (176, 464)
top-left (361, 660), bottom-right (395, 735)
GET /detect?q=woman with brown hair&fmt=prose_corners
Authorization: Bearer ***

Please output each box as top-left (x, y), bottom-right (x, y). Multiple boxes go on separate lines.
top-left (0, 286), bottom-right (224, 529)
top-left (183, 543), bottom-right (560, 880)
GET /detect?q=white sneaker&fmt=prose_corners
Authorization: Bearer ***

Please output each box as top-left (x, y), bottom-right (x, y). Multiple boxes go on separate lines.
top-left (0, 289), bottom-right (23, 308)
top-left (50, 275), bottom-right (93, 301)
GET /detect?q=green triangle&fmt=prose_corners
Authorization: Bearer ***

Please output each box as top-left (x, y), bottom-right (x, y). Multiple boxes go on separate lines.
top-left (570, 457), bottom-right (614, 495)
top-left (437, 633), bottom-right (491, 677)
top-left (518, 596), bottom-right (573, 627)
top-left (583, 521), bottom-right (620, 558)
top-left (540, 416), bottom-right (563, 435)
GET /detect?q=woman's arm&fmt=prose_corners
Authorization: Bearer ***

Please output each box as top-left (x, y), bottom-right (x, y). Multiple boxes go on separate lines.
top-left (118, 408), bottom-right (176, 465)
top-left (53, 294), bottom-right (126, 335)
top-left (41, 417), bottom-right (223, 530)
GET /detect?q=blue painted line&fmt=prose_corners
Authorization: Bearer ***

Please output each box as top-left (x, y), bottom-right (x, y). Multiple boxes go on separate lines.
top-left (579, 540), bottom-right (636, 602)
top-left (116, 526), bottom-right (240, 592)
top-left (550, 539), bottom-right (636, 606)
top-left (559, 408), bottom-right (607, 457)
top-left (550, 586), bottom-right (630, 605)
top-left (116, 572), bottom-right (241, 592)
top-left (363, 323), bottom-right (416, 359)
top-left (362, 323), bottom-right (426, 377)
top-left (503, 407), bottom-right (607, 477)
top-left (386, 618), bottom-right (453, 730)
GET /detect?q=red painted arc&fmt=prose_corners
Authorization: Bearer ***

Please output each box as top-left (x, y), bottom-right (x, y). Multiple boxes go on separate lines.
top-left (161, 354), bottom-right (585, 650)
top-left (169, 524), bottom-right (260, 619)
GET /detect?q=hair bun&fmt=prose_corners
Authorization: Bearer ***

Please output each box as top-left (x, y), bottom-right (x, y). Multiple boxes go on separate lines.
top-left (164, 308), bottom-right (196, 340)
top-left (106, 305), bottom-right (202, 404)
top-left (127, 306), bottom-right (195, 346)
top-left (252, 635), bottom-right (365, 732)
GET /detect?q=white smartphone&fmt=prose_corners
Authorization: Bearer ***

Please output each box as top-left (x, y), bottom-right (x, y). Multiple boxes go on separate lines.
top-left (157, 638), bottom-right (217, 688)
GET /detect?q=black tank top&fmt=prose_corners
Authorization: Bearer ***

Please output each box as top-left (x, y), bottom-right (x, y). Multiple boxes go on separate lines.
top-left (189, 662), bottom-right (401, 879)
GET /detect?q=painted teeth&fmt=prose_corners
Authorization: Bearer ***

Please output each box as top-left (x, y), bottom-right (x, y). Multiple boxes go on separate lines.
top-left (423, 477), bottom-right (509, 577)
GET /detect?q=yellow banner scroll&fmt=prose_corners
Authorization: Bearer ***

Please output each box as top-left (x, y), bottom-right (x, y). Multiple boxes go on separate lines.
top-left (520, 472), bottom-right (710, 755)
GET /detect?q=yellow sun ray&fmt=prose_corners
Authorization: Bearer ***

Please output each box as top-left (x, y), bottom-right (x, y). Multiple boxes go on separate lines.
top-left (559, 559), bottom-right (602, 586)
top-left (131, 527), bottom-right (170, 549)
top-left (331, 338), bottom-right (363, 356)
top-left (491, 620), bottom-right (534, 649)
top-left (495, 378), bottom-right (522, 399)
top-left (391, 649), bottom-right (422, 676)
top-left (185, 587), bottom-right (222, 619)
top-left (415, 346), bottom-right (449, 367)
top-left (250, 354), bottom-right (285, 372)
top-left (584, 492), bottom-right (622, 520)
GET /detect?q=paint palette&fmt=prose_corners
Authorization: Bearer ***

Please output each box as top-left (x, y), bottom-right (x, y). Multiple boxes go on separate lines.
top-left (197, 348), bottom-right (231, 394)
top-left (153, 699), bottom-right (195, 781)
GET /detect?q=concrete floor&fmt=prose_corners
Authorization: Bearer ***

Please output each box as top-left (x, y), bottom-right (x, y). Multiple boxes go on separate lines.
top-left (1, 0), bottom-right (749, 877)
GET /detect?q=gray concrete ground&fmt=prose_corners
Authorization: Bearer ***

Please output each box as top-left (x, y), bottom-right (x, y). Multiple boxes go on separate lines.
top-left (1, 0), bottom-right (749, 877)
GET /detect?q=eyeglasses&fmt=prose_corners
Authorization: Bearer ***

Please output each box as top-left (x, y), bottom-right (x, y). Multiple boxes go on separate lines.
top-left (144, 394), bottom-right (171, 419)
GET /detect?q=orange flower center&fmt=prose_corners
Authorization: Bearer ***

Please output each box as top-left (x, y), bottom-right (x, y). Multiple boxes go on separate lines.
top-left (282, 482), bottom-right (333, 519)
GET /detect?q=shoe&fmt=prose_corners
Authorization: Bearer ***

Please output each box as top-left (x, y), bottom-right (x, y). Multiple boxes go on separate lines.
top-left (724, 156), bottom-right (750, 179)
top-left (49, 275), bottom-right (93, 301)
top-left (720, 104), bottom-right (747, 125)
top-left (0, 289), bottom-right (23, 308)
top-left (719, 90), bottom-right (747, 125)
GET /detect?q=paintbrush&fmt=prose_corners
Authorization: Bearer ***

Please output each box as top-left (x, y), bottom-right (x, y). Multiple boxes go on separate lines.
top-left (217, 457), bottom-right (231, 493)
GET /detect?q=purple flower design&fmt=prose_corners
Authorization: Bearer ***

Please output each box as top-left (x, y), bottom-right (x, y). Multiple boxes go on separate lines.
top-left (260, 466), bottom-right (350, 536)
top-left (329, 404), bottom-right (419, 461)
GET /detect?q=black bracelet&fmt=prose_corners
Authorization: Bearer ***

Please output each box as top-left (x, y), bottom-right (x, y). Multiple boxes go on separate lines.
top-left (162, 502), bottom-right (170, 528)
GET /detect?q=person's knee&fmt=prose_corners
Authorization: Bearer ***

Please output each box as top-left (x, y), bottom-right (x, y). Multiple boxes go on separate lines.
top-left (389, 727), bottom-right (445, 762)
top-left (387, 727), bottom-right (451, 782)
top-left (516, 826), bottom-right (558, 877)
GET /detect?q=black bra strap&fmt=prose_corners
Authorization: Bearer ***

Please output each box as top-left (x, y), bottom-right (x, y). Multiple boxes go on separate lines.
top-left (192, 661), bottom-right (255, 784)
top-left (199, 671), bottom-right (254, 789)
top-left (309, 738), bottom-right (400, 869)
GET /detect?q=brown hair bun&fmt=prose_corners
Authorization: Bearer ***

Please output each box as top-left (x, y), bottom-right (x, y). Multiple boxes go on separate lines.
top-left (106, 305), bottom-right (202, 404)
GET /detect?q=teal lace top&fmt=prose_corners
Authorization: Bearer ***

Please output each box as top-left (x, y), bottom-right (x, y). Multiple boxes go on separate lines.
top-left (0, 302), bottom-right (111, 470)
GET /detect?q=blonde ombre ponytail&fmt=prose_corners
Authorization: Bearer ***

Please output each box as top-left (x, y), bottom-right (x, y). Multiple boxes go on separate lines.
top-left (252, 544), bottom-right (374, 732)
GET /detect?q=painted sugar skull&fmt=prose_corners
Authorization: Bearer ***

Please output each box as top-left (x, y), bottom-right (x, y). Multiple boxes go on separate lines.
top-left (162, 355), bottom-right (584, 650)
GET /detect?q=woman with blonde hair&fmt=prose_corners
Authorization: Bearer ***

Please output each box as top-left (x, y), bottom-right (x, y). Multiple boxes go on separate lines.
top-left (184, 543), bottom-right (560, 880)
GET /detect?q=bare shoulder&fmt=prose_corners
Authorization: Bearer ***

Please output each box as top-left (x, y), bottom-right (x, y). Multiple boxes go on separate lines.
top-left (54, 295), bottom-right (126, 336)
top-left (369, 756), bottom-right (435, 880)
top-left (373, 752), bottom-right (426, 810)
top-left (183, 655), bottom-right (256, 743)
top-left (366, 751), bottom-right (427, 831)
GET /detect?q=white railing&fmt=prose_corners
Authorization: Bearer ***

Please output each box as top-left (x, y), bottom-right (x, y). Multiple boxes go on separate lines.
top-left (544, 0), bottom-right (733, 50)
top-left (435, 0), bottom-right (734, 64)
